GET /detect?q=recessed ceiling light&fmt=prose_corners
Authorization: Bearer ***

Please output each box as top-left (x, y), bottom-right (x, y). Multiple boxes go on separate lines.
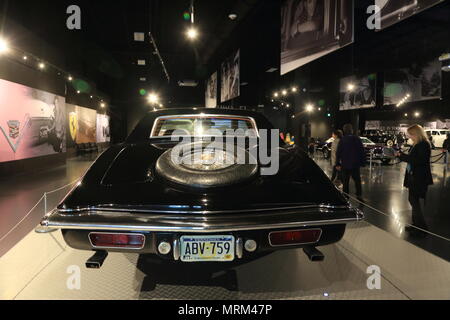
top-left (134, 32), bottom-right (145, 42)
top-left (228, 13), bottom-right (238, 20)
top-left (140, 77), bottom-right (147, 81)
top-left (137, 59), bottom-right (146, 66)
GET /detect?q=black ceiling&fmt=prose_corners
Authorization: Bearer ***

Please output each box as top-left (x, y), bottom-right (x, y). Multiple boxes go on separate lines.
top-left (2, 0), bottom-right (449, 116)
top-left (1, 0), bottom-right (260, 108)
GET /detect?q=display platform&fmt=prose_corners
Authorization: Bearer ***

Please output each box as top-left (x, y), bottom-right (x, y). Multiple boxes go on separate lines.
top-left (1, 219), bottom-right (449, 300)
top-left (1, 154), bottom-right (450, 300)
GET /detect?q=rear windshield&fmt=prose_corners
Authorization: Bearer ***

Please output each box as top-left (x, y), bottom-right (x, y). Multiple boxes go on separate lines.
top-left (151, 115), bottom-right (257, 137)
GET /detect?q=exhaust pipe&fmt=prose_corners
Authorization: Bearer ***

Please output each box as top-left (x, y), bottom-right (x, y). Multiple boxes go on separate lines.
top-left (303, 246), bottom-right (325, 262)
top-left (86, 251), bottom-right (108, 269)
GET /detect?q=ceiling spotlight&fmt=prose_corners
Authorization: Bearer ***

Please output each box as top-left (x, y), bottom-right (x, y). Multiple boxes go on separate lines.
top-left (186, 27), bottom-right (198, 40)
top-left (100, 102), bottom-right (106, 108)
top-left (404, 113), bottom-right (408, 117)
top-left (23, 55), bottom-right (28, 60)
top-left (347, 83), bottom-right (355, 92)
top-left (292, 87), bottom-right (298, 93)
top-left (90, 95), bottom-right (93, 99)
top-left (38, 62), bottom-right (45, 70)
top-left (306, 104), bottom-right (314, 112)
top-left (77, 90), bottom-right (81, 94)
top-left (282, 90), bottom-right (288, 96)
top-left (68, 76), bottom-right (73, 81)
top-left (273, 92), bottom-right (279, 98)
top-left (414, 112), bottom-right (420, 118)
top-left (286, 104), bottom-right (290, 108)
top-left (228, 13), bottom-right (238, 20)
top-left (0, 38), bottom-right (9, 54)
top-left (147, 93), bottom-right (159, 104)
top-left (291, 115), bottom-right (296, 119)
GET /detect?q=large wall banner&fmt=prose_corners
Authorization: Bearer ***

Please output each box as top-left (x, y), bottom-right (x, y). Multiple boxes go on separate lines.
top-left (281, 0), bottom-right (354, 75)
top-left (220, 50), bottom-right (240, 103)
top-left (0, 79), bottom-right (66, 163)
top-left (384, 59), bottom-right (442, 105)
top-left (205, 72), bottom-right (218, 108)
top-left (67, 104), bottom-right (97, 145)
top-left (376, 0), bottom-right (445, 30)
top-left (340, 74), bottom-right (377, 111)
top-left (96, 114), bottom-right (111, 143)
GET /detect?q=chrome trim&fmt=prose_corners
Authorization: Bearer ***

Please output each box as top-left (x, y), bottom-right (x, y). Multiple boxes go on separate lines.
top-left (236, 238), bottom-right (243, 259)
top-left (173, 238), bottom-right (181, 261)
top-left (150, 114), bottom-right (259, 138)
top-left (42, 216), bottom-right (363, 233)
top-left (58, 203), bottom-right (352, 215)
top-left (268, 229), bottom-right (323, 247)
top-left (88, 232), bottom-right (146, 250)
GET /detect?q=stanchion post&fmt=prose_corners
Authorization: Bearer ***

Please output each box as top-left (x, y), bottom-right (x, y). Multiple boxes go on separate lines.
top-left (44, 192), bottom-right (47, 215)
top-left (369, 150), bottom-right (373, 172)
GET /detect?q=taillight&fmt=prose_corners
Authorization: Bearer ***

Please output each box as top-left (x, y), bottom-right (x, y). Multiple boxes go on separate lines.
top-left (89, 233), bottom-right (145, 249)
top-left (269, 229), bottom-right (322, 246)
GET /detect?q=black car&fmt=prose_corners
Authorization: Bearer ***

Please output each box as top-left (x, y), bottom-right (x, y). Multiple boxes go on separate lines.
top-left (40, 108), bottom-right (363, 268)
top-left (364, 130), bottom-right (398, 147)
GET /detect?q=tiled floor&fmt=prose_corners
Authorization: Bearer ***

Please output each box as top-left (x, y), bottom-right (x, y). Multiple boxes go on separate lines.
top-left (2, 220), bottom-right (450, 300)
top-left (314, 155), bottom-right (450, 261)
top-left (0, 156), bottom-right (94, 257)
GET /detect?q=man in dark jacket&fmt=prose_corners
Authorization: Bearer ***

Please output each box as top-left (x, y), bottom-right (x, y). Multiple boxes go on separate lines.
top-left (336, 124), bottom-right (366, 199)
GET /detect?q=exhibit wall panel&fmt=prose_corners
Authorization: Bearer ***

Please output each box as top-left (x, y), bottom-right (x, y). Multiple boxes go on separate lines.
top-left (0, 79), bottom-right (66, 163)
top-left (205, 72), bottom-right (218, 108)
top-left (339, 74), bottom-right (377, 110)
top-left (376, 0), bottom-right (445, 30)
top-left (96, 114), bottom-right (111, 143)
top-left (384, 59), bottom-right (442, 105)
top-left (281, 0), bottom-right (354, 75)
top-left (66, 104), bottom-right (97, 145)
top-left (220, 50), bottom-right (240, 103)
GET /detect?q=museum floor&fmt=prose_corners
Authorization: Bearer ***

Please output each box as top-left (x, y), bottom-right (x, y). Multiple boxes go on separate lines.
top-left (1, 154), bottom-right (450, 300)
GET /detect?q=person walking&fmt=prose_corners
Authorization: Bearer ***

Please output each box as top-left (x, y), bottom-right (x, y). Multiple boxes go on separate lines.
top-left (443, 133), bottom-right (450, 165)
top-left (396, 124), bottom-right (433, 234)
top-left (330, 130), bottom-right (343, 184)
top-left (336, 124), bottom-right (366, 200)
top-left (308, 138), bottom-right (316, 158)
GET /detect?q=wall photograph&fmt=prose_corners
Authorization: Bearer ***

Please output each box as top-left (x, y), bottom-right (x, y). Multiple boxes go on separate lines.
top-left (0, 79), bottom-right (66, 163)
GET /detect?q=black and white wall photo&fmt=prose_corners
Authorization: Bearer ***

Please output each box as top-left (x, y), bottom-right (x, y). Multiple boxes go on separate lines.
top-left (384, 59), bottom-right (442, 105)
top-left (220, 50), bottom-right (240, 103)
top-left (281, 0), bottom-right (354, 75)
top-left (205, 72), bottom-right (217, 108)
top-left (339, 74), bottom-right (377, 110)
top-left (376, 0), bottom-right (445, 29)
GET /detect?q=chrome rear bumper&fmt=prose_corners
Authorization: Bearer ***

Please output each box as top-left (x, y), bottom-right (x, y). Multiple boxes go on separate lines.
top-left (39, 206), bottom-right (364, 234)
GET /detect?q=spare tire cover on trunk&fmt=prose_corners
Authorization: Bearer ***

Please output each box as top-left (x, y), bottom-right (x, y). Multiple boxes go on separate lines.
top-left (156, 142), bottom-right (258, 188)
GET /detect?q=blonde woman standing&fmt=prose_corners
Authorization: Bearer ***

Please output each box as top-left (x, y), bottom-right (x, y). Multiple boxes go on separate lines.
top-left (396, 125), bottom-right (433, 234)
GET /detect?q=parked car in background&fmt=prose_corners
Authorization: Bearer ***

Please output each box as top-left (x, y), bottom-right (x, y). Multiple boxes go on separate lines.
top-left (364, 130), bottom-right (397, 147)
top-left (426, 129), bottom-right (448, 148)
top-left (319, 136), bottom-right (396, 165)
top-left (317, 137), bottom-right (334, 159)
